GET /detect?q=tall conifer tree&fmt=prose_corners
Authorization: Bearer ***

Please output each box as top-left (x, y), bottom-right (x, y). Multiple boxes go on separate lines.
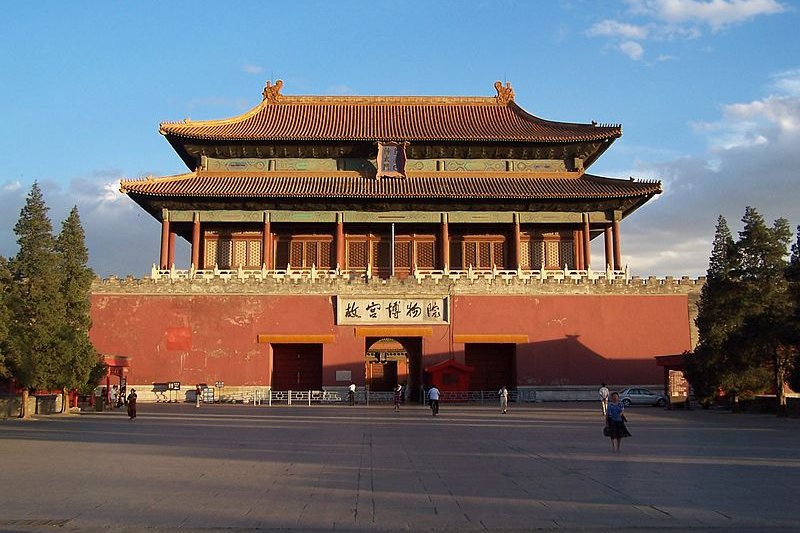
top-left (688, 215), bottom-right (738, 404)
top-left (726, 208), bottom-right (793, 413)
top-left (54, 206), bottom-right (99, 413)
top-left (6, 183), bottom-right (65, 417)
top-left (0, 257), bottom-right (10, 378)
top-left (786, 226), bottom-right (800, 392)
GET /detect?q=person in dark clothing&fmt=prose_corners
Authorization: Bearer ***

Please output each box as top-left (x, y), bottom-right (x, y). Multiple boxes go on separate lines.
top-left (127, 389), bottom-right (137, 420)
top-left (605, 391), bottom-right (631, 452)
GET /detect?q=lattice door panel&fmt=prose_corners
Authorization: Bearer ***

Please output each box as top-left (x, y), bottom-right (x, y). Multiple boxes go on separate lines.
top-left (394, 241), bottom-right (412, 269)
top-left (290, 241), bottom-right (304, 268)
top-left (415, 240), bottom-right (435, 269)
top-left (560, 240), bottom-right (575, 270)
top-left (248, 240), bottom-right (262, 268)
top-left (372, 240), bottom-right (390, 270)
top-left (233, 240), bottom-right (248, 268)
top-left (217, 239), bottom-right (233, 269)
top-left (204, 239), bottom-right (218, 269)
top-left (347, 240), bottom-right (368, 270)
top-left (545, 241), bottom-right (561, 269)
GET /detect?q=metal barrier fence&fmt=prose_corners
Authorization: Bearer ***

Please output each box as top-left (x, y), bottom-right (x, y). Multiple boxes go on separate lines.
top-left (224, 389), bottom-right (537, 406)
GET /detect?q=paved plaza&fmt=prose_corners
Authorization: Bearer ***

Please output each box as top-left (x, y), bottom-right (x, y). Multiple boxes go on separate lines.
top-left (1, 402), bottom-right (799, 532)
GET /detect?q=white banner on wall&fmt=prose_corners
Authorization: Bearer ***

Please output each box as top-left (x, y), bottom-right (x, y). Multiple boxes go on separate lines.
top-left (336, 296), bottom-right (449, 325)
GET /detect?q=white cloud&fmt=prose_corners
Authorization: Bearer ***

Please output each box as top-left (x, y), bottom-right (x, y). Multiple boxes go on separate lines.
top-left (243, 63), bottom-right (264, 75)
top-left (619, 41), bottom-right (646, 60)
top-left (619, 77), bottom-right (800, 277)
top-left (587, 19), bottom-right (650, 39)
top-left (771, 68), bottom-right (800, 96)
top-left (0, 173), bottom-right (167, 278)
top-left (628, 0), bottom-right (786, 31)
top-left (590, 0), bottom-right (786, 60)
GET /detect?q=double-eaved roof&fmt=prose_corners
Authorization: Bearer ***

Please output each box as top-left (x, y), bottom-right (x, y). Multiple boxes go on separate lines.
top-left (121, 81), bottom-right (659, 217)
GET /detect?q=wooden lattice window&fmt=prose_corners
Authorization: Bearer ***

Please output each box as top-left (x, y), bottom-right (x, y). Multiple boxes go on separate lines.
top-left (453, 237), bottom-right (506, 269)
top-left (203, 233), bottom-right (261, 269)
top-left (204, 239), bottom-right (218, 268)
top-left (415, 240), bottom-right (435, 269)
top-left (372, 240), bottom-right (390, 271)
top-left (278, 237), bottom-right (333, 269)
top-left (395, 240), bottom-right (412, 269)
top-left (348, 240), bottom-right (368, 270)
top-left (522, 230), bottom-right (575, 270)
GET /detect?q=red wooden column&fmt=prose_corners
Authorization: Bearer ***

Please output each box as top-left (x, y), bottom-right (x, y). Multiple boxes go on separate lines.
top-left (159, 210), bottom-right (170, 269)
top-left (512, 213), bottom-right (521, 269)
top-left (603, 225), bottom-right (613, 270)
top-left (573, 229), bottom-right (582, 270)
top-left (440, 213), bottom-right (450, 270)
top-left (167, 232), bottom-right (176, 269)
top-left (335, 212), bottom-right (345, 270)
top-left (612, 219), bottom-right (622, 270)
top-left (191, 212), bottom-right (201, 269)
top-left (262, 212), bottom-right (271, 269)
top-left (582, 213), bottom-right (591, 269)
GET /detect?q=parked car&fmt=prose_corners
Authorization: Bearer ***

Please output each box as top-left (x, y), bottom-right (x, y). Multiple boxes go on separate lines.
top-left (617, 387), bottom-right (667, 407)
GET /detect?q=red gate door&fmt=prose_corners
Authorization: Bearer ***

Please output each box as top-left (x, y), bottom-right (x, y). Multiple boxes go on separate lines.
top-left (271, 344), bottom-right (323, 390)
top-left (465, 343), bottom-right (516, 390)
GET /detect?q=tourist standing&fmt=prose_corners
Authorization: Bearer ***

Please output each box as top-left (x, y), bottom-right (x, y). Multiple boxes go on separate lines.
top-left (348, 383), bottom-right (356, 406)
top-left (428, 385), bottom-right (440, 416)
top-left (127, 389), bottom-right (137, 420)
top-left (110, 385), bottom-right (118, 409)
top-left (498, 385), bottom-right (508, 414)
top-left (605, 391), bottom-right (631, 452)
top-left (393, 384), bottom-right (402, 412)
top-left (195, 384), bottom-right (202, 408)
top-left (599, 383), bottom-right (610, 416)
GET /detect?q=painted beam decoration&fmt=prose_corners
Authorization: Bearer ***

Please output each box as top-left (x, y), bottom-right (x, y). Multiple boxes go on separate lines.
top-left (337, 296), bottom-right (449, 325)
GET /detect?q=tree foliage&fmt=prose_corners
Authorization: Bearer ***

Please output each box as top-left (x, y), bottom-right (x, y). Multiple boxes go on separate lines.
top-left (3, 185), bottom-right (100, 416)
top-left (0, 257), bottom-right (10, 378)
top-left (53, 206), bottom-right (99, 400)
top-left (5, 183), bottom-right (65, 397)
top-left (688, 208), bottom-right (798, 413)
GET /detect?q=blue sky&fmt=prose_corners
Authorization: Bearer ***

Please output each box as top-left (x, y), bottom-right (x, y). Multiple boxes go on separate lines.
top-left (1, 0), bottom-right (798, 277)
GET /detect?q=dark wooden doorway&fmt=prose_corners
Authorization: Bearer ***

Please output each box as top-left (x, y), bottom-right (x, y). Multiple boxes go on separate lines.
top-left (271, 343), bottom-right (323, 390)
top-left (465, 343), bottom-right (516, 390)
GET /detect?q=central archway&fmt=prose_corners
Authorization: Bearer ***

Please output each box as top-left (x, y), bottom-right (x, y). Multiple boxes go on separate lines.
top-left (364, 336), bottom-right (424, 401)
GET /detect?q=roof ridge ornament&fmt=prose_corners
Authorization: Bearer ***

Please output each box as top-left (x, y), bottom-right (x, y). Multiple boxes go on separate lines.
top-left (262, 79), bottom-right (284, 103)
top-left (494, 81), bottom-right (514, 105)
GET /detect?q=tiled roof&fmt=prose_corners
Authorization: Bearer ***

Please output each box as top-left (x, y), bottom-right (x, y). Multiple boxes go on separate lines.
top-left (120, 172), bottom-right (661, 200)
top-left (159, 83), bottom-right (621, 143)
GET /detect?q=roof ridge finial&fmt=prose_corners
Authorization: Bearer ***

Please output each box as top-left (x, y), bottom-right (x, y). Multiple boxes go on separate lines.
top-left (262, 79), bottom-right (284, 104)
top-left (494, 80), bottom-right (514, 104)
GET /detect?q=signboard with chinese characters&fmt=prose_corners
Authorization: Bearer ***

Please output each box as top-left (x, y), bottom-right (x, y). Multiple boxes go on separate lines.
top-left (336, 296), bottom-right (449, 325)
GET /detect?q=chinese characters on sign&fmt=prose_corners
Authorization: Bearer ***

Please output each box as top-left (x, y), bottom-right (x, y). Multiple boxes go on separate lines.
top-left (337, 296), bottom-right (449, 325)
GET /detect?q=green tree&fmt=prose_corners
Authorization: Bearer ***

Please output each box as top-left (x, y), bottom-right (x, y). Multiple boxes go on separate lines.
top-left (786, 226), bottom-right (800, 392)
top-left (0, 257), bottom-right (11, 378)
top-left (727, 208), bottom-right (794, 414)
top-left (687, 215), bottom-right (739, 405)
top-left (6, 183), bottom-right (65, 418)
top-left (53, 206), bottom-right (100, 413)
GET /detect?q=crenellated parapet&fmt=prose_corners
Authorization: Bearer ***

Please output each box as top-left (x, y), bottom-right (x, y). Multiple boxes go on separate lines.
top-left (92, 268), bottom-right (704, 297)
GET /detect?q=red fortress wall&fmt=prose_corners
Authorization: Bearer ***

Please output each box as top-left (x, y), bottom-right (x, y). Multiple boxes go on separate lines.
top-left (90, 281), bottom-right (699, 389)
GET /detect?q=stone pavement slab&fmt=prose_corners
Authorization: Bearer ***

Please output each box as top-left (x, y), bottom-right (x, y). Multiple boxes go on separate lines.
top-left (1, 403), bottom-right (799, 532)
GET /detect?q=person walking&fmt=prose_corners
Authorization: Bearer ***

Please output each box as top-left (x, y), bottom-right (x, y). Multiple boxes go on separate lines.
top-left (428, 385), bottom-right (440, 416)
top-left (605, 391), bottom-right (631, 452)
top-left (393, 384), bottom-right (402, 412)
top-left (127, 389), bottom-right (138, 420)
top-left (599, 383), bottom-right (610, 416)
top-left (498, 385), bottom-right (508, 414)
top-left (348, 383), bottom-right (356, 406)
top-left (195, 384), bottom-right (202, 408)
